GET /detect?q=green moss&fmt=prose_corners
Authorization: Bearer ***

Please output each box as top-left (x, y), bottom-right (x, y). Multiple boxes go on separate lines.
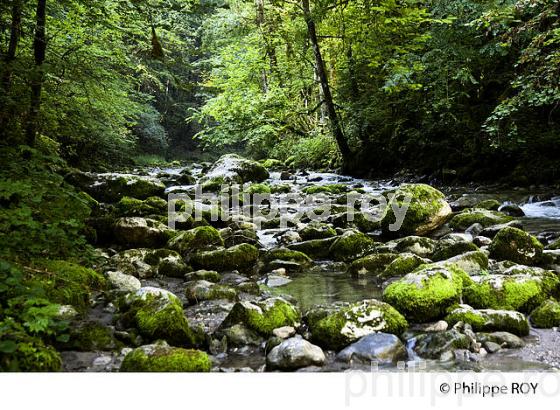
top-left (449, 209), bottom-right (513, 230)
top-left (463, 273), bottom-right (560, 313)
top-left (201, 176), bottom-right (226, 193)
top-left (167, 226), bottom-right (224, 256)
top-left (245, 183), bottom-right (272, 195)
top-left (270, 184), bottom-right (291, 194)
top-left (304, 184), bottom-right (348, 195)
top-left (63, 322), bottom-right (118, 351)
top-left (221, 298), bottom-right (300, 336)
top-left (184, 270), bottom-right (221, 283)
top-left (382, 264), bottom-right (468, 322)
top-left (445, 306), bottom-right (530, 336)
top-left (190, 243), bottom-right (259, 272)
top-left (287, 237), bottom-right (337, 259)
top-left (328, 230), bottom-right (375, 262)
top-left (116, 196), bottom-right (167, 217)
top-left (382, 253), bottom-right (426, 278)
top-left (185, 281), bottom-right (238, 304)
top-left (38, 260), bottom-right (105, 311)
top-left (120, 343), bottom-right (211, 372)
top-left (348, 253), bottom-right (399, 277)
top-left (475, 199), bottom-right (501, 210)
top-left (489, 227), bottom-right (544, 265)
top-left (530, 299), bottom-right (560, 328)
top-left (432, 242), bottom-right (479, 261)
top-left (299, 223), bottom-right (337, 241)
top-left (123, 291), bottom-right (202, 347)
top-left (394, 236), bottom-right (437, 257)
top-left (380, 184), bottom-right (451, 237)
top-left (261, 159), bottom-right (284, 169)
top-left (306, 299), bottom-right (408, 350)
top-left (263, 248), bottom-right (312, 265)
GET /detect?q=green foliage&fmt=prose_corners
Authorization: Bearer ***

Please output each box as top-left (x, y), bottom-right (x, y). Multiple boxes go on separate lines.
top-left (0, 147), bottom-right (92, 260)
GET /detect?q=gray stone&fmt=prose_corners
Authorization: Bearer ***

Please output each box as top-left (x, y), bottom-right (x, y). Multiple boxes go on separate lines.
top-left (266, 336), bottom-right (325, 370)
top-left (336, 333), bottom-right (407, 364)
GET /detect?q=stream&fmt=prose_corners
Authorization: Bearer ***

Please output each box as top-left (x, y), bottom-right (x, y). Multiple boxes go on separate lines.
top-left (63, 164), bottom-right (560, 372)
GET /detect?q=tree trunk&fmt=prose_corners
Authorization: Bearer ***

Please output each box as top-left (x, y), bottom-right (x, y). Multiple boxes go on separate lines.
top-left (301, 0), bottom-right (352, 162)
top-left (255, 0), bottom-right (269, 93)
top-left (26, 0), bottom-right (47, 146)
top-left (2, 0), bottom-right (23, 93)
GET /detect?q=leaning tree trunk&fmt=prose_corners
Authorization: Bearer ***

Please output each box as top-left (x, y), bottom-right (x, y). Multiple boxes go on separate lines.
top-left (26, 0), bottom-right (47, 146)
top-left (301, 0), bottom-right (352, 162)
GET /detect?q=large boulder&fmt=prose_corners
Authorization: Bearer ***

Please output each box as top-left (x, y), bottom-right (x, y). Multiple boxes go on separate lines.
top-left (190, 243), bottom-right (259, 273)
top-left (167, 226), bottom-right (224, 256)
top-left (438, 250), bottom-right (488, 276)
top-left (393, 236), bottom-right (437, 258)
top-left (463, 271), bottom-right (560, 313)
top-left (219, 297), bottom-right (300, 336)
top-left (445, 305), bottom-right (530, 336)
top-left (412, 329), bottom-right (471, 359)
top-left (105, 270), bottom-right (141, 293)
top-left (185, 280), bottom-right (238, 304)
top-left (306, 299), bottom-right (408, 351)
top-left (380, 184), bottom-right (452, 237)
top-left (88, 173), bottom-right (165, 203)
top-left (119, 287), bottom-right (202, 346)
top-left (489, 227), bottom-right (544, 265)
top-left (266, 336), bottom-right (325, 370)
top-left (383, 264), bottom-right (471, 323)
top-left (381, 253), bottom-right (430, 278)
top-left (200, 154), bottom-right (269, 191)
top-left (115, 196), bottom-right (168, 218)
top-left (120, 341), bottom-right (211, 372)
top-left (328, 230), bottom-right (375, 262)
top-left (113, 217), bottom-right (172, 248)
top-left (336, 333), bottom-right (407, 364)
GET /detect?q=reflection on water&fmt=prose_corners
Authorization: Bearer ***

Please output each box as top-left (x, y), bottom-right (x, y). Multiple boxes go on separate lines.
top-left (271, 269), bottom-right (383, 312)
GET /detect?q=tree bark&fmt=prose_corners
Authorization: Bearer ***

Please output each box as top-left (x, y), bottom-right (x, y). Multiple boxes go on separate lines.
top-left (301, 0), bottom-right (352, 161)
top-left (255, 0), bottom-right (269, 93)
top-left (2, 0), bottom-right (23, 93)
top-left (26, 0), bottom-right (47, 146)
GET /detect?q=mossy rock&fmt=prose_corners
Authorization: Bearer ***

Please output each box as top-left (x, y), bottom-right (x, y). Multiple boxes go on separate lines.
top-left (546, 238), bottom-right (560, 250)
top-left (413, 329), bottom-right (471, 359)
top-left (438, 250), bottom-right (488, 276)
top-left (190, 243), bottom-right (259, 273)
top-left (449, 209), bottom-right (513, 230)
top-left (185, 280), bottom-right (238, 304)
top-left (121, 287), bottom-right (202, 347)
top-left (328, 230), bottom-right (375, 262)
top-left (475, 199), bottom-right (501, 211)
top-left (261, 159), bottom-right (284, 169)
top-left (489, 227), bottom-right (544, 265)
top-left (244, 183), bottom-right (272, 195)
top-left (288, 237), bottom-right (337, 259)
top-left (219, 297), bottom-right (300, 336)
top-left (184, 270), bottom-right (221, 283)
top-left (530, 299), bottom-right (560, 328)
top-left (89, 174), bottom-right (166, 203)
top-left (120, 342), bottom-right (211, 372)
top-left (167, 226), bottom-right (224, 256)
top-left (382, 264), bottom-right (470, 323)
top-left (380, 184), bottom-right (452, 237)
top-left (348, 253), bottom-right (399, 277)
top-left (394, 236), bottom-right (437, 258)
top-left (432, 241), bottom-right (480, 261)
top-left (200, 154), bottom-right (269, 187)
top-left (382, 253), bottom-right (429, 278)
top-left (113, 217), bottom-right (172, 248)
top-left (303, 184), bottom-right (348, 195)
top-left (270, 184), bottom-right (291, 194)
top-left (38, 260), bottom-right (105, 311)
top-left (116, 196), bottom-right (167, 217)
top-left (463, 272), bottom-right (560, 313)
top-left (306, 299), bottom-right (408, 351)
top-left (262, 248), bottom-right (313, 266)
top-left (298, 222), bottom-right (337, 241)
top-left (445, 305), bottom-right (530, 336)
